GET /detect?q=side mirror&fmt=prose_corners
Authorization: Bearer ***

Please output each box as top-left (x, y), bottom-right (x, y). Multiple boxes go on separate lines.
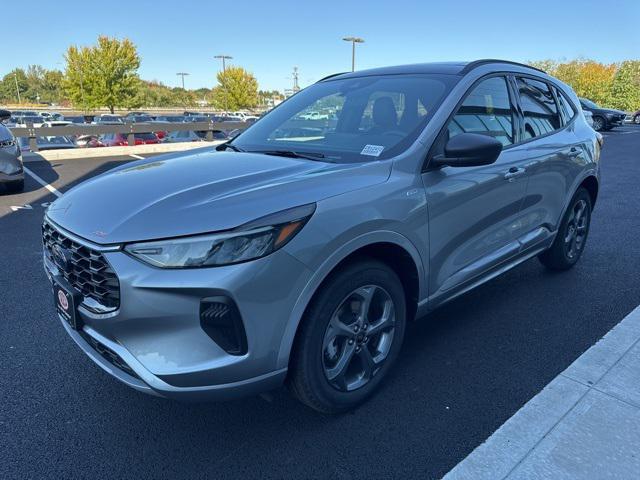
top-left (432, 132), bottom-right (502, 168)
top-left (0, 109), bottom-right (11, 122)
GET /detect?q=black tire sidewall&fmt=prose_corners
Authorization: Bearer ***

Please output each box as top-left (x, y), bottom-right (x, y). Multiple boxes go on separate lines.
top-left (560, 189), bottom-right (592, 265)
top-left (292, 260), bottom-right (406, 412)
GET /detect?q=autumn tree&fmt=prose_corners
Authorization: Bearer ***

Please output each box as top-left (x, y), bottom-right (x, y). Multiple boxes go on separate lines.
top-left (211, 67), bottom-right (258, 110)
top-left (64, 36), bottom-right (142, 112)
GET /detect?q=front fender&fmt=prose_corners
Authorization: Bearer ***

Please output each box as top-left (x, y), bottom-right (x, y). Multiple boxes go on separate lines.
top-left (276, 230), bottom-right (425, 369)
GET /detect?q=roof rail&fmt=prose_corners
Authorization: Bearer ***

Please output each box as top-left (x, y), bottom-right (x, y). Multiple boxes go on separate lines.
top-left (461, 59), bottom-right (546, 75)
top-left (317, 72), bottom-right (349, 82)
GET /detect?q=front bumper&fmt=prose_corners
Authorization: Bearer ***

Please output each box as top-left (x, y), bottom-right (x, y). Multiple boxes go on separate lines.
top-left (44, 223), bottom-right (312, 401)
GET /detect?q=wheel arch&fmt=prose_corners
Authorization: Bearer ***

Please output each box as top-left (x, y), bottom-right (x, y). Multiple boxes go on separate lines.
top-left (277, 232), bottom-right (424, 369)
top-left (580, 175), bottom-right (599, 210)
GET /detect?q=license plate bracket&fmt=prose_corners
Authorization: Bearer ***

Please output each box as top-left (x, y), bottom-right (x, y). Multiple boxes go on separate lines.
top-left (53, 276), bottom-right (82, 330)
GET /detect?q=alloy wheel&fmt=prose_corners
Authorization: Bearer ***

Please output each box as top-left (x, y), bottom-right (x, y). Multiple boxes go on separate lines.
top-left (592, 117), bottom-right (604, 131)
top-left (564, 199), bottom-right (589, 259)
top-left (322, 285), bottom-right (396, 392)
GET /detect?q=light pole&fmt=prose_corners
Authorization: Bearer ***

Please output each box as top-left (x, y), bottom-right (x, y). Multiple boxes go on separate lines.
top-left (214, 54), bottom-right (232, 72)
top-left (13, 72), bottom-right (21, 104)
top-left (176, 72), bottom-right (189, 89)
top-left (342, 36), bottom-right (365, 72)
top-left (214, 55), bottom-right (233, 112)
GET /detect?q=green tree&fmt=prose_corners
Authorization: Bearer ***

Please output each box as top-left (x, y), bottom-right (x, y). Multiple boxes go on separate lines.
top-left (610, 61), bottom-right (640, 111)
top-left (0, 69), bottom-right (28, 103)
top-left (64, 36), bottom-right (142, 113)
top-left (211, 67), bottom-right (258, 110)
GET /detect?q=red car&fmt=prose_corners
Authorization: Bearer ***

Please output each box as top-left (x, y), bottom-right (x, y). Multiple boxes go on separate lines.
top-left (99, 132), bottom-right (160, 147)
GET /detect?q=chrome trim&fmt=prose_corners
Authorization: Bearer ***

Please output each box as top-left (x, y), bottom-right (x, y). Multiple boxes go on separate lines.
top-left (44, 216), bottom-right (121, 252)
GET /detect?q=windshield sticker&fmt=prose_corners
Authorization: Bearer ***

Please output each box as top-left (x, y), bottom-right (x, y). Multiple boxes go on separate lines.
top-left (361, 144), bottom-right (384, 157)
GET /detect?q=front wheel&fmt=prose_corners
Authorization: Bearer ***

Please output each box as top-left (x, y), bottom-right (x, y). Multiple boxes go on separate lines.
top-left (538, 188), bottom-right (592, 270)
top-left (288, 259), bottom-right (406, 414)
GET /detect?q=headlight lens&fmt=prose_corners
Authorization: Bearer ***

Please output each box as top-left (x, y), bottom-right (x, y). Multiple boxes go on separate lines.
top-left (124, 203), bottom-right (315, 268)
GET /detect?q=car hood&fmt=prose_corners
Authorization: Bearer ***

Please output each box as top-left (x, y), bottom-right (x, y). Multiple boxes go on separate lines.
top-left (47, 148), bottom-right (391, 244)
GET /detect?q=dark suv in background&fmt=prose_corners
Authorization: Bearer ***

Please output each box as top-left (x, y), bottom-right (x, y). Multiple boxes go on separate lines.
top-left (579, 98), bottom-right (627, 131)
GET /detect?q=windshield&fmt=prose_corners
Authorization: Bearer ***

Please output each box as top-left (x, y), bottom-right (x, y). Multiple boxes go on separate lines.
top-left (580, 98), bottom-right (598, 109)
top-left (232, 74), bottom-right (457, 162)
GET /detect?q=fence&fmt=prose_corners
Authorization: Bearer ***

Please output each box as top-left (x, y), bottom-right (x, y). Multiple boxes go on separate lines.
top-left (9, 120), bottom-right (249, 152)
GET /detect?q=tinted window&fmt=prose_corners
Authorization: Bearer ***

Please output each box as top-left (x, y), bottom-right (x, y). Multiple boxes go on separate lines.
top-left (555, 88), bottom-right (576, 124)
top-left (447, 76), bottom-right (515, 147)
top-left (517, 77), bottom-right (561, 139)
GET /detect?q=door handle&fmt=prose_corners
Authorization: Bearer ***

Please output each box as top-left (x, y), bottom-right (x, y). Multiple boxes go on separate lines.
top-left (504, 167), bottom-right (526, 181)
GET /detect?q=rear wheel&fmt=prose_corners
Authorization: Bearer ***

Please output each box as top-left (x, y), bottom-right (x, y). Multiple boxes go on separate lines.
top-left (539, 188), bottom-right (591, 270)
top-left (592, 116), bottom-right (605, 131)
top-left (634, 115), bottom-right (640, 125)
top-left (288, 259), bottom-right (406, 414)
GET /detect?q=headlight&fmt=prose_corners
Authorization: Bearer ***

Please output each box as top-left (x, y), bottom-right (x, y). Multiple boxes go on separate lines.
top-left (124, 203), bottom-right (315, 268)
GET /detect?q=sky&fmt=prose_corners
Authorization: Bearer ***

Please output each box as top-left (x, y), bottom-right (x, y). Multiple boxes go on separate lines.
top-left (3, 0), bottom-right (639, 92)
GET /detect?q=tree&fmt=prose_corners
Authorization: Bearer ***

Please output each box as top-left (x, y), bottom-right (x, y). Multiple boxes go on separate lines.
top-left (610, 61), bottom-right (640, 111)
top-left (0, 69), bottom-right (28, 104)
top-left (64, 36), bottom-right (142, 113)
top-left (211, 67), bottom-right (258, 110)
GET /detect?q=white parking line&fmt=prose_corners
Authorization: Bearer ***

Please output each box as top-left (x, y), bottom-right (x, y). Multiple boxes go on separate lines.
top-left (23, 166), bottom-right (62, 198)
top-left (129, 154), bottom-right (145, 160)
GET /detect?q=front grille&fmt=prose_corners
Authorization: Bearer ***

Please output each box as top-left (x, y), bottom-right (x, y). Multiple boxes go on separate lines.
top-left (43, 222), bottom-right (120, 312)
top-left (80, 331), bottom-right (140, 379)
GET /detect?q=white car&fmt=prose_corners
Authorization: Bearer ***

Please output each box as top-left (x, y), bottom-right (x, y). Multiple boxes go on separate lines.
top-left (230, 112), bottom-right (259, 122)
top-left (15, 115), bottom-right (46, 127)
top-left (42, 120), bottom-right (73, 127)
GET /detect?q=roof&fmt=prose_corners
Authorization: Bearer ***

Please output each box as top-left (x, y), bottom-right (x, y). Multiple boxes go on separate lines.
top-left (318, 59), bottom-right (545, 82)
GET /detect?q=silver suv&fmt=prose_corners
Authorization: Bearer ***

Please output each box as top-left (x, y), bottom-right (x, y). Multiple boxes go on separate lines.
top-left (44, 60), bottom-right (600, 413)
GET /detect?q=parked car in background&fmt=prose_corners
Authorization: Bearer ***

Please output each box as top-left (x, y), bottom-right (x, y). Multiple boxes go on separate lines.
top-left (42, 120), bottom-right (73, 127)
top-left (165, 130), bottom-right (228, 143)
top-left (127, 114), bottom-right (154, 123)
top-left (17, 135), bottom-right (76, 152)
top-left (0, 109), bottom-right (24, 193)
top-left (63, 116), bottom-right (88, 124)
top-left (632, 109), bottom-right (640, 124)
top-left (125, 112), bottom-right (150, 120)
top-left (93, 115), bottom-right (124, 125)
top-left (579, 98), bottom-right (626, 131)
top-left (155, 115), bottom-right (186, 123)
top-left (99, 132), bottom-right (160, 147)
top-left (75, 134), bottom-right (104, 148)
top-left (43, 60), bottom-right (601, 413)
top-left (230, 112), bottom-right (259, 121)
top-left (15, 115), bottom-right (46, 127)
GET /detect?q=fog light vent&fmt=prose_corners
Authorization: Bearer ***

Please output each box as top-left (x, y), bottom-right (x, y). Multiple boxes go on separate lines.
top-left (200, 296), bottom-right (247, 355)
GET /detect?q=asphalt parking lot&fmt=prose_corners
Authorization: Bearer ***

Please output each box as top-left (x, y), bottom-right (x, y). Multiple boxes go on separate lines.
top-left (2, 125), bottom-right (640, 479)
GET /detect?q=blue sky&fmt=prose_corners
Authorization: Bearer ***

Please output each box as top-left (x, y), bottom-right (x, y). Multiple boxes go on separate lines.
top-left (3, 0), bottom-right (638, 91)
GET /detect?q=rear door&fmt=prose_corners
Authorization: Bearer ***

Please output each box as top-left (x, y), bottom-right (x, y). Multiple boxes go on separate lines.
top-left (422, 75), bottom-right (530, 304)
top-left (515, 76), bottom-right (583, 236)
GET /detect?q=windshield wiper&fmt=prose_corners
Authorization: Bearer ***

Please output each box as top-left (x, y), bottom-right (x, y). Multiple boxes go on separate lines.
top-left (216, 142), bottom-right (244, 152)
top-left (252, 149), bottom-right (333, 162)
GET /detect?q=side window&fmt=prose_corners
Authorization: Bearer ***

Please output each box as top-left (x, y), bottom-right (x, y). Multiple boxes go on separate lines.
top-left (447, 76), bottom-right (515, 147)
top-left (555, 88), bottom-right (577, 125)
top-left (517, 77), bottom-right (562, 139)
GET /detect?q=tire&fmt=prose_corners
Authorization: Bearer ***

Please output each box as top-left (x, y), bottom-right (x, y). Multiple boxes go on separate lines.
top-left (288, 259), bottom-right (406, 414)
top-left (592, 116), bottom-right (605, 132)
top-left (538, 188), bottom-right (592, 271)
top-left (634, 115), bottom-right (640, 125)
top-left (5, 179), bottom-right (24, 193)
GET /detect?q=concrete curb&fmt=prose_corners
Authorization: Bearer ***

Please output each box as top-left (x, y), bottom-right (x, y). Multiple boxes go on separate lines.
top-left (23, 140), bottom-right (224, 161)
top-left (443, 305), bottom-right (640, 480)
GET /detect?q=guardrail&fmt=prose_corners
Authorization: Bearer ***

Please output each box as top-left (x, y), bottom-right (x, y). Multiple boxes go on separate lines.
top-left (9, 121), bottom-right (249, 152)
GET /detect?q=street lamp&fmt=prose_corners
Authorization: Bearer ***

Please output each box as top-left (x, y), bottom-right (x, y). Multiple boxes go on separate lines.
top-left (176, 72), bottom-right (190, 89)
top-left (342, 36), bottom-right (365, 72)
top-left (214, 55), bottom-right (233, 112)
top-left (214, 55), bottom-right (233, 72)
top-left (13, 72), bottom-right (21, 104)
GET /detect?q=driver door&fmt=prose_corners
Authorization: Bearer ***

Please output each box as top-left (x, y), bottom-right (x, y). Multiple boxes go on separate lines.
top-left (421, 75), bottom-right (529, 306)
